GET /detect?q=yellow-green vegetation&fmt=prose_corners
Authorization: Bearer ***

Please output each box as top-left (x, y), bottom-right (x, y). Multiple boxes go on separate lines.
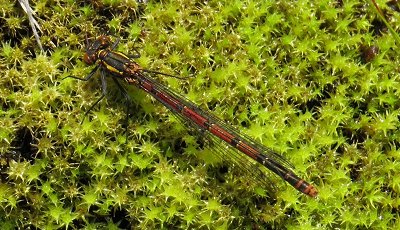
top-left (1, 0), bottom-right (400, 228)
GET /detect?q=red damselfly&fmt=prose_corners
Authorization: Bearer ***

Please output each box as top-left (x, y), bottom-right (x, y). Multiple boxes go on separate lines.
top-left (67, 35), bottom-right (318, 197)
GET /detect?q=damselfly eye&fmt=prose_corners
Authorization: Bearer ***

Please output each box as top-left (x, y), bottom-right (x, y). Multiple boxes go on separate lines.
top-left (98, 35), bottom-right (112, 49)
top-left (82, 36), bottom-right (111, 65)
top-left (83, 52), bottom-right (96, 65)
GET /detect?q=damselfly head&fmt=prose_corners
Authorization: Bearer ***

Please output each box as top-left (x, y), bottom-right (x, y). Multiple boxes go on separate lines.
top-left (83, 35), bottom-right (112, 65)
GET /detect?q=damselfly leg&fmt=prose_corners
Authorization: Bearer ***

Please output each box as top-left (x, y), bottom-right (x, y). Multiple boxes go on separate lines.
top-left (112, 77), bottom-right (134, 142)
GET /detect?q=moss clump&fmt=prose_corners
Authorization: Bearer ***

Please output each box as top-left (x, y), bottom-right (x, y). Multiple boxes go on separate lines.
top-left (1, 0), bottom-right (400, 229)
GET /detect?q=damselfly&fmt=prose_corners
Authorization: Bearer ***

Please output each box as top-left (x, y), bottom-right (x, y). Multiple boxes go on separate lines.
top-left (67, 35), bottom-right (318, 197)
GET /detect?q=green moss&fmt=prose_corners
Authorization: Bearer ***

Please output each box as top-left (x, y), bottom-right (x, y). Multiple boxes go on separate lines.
top-left (2, 0), bottom-right (400, 228)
